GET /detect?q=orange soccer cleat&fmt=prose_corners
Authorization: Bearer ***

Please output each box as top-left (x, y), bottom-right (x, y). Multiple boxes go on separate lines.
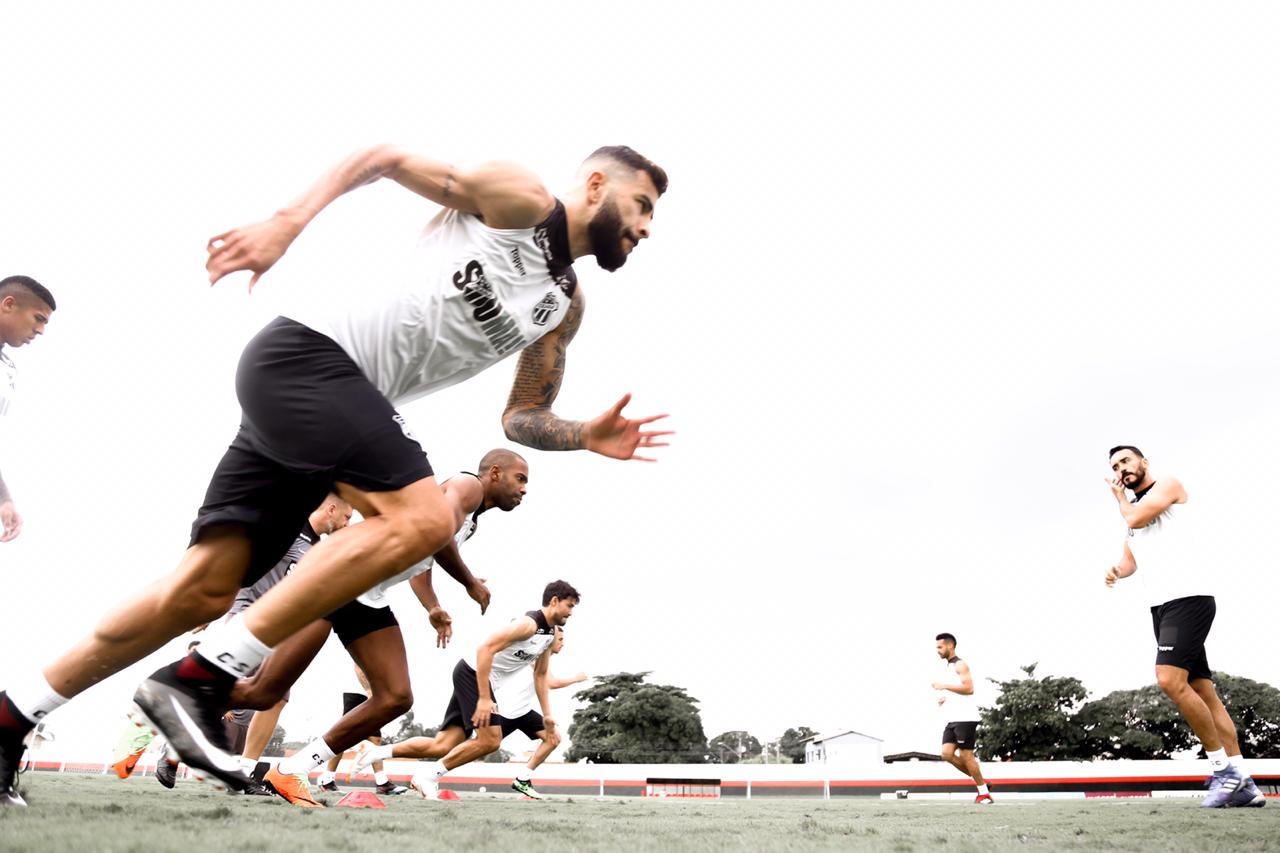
top-left (112, 750), bottom-right (144, 779)
top-left (264, 766), bottom-right (324, 808)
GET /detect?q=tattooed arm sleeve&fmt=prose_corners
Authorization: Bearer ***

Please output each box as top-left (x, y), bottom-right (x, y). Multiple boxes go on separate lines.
top-left (502, 288), bottom-right (587, 451)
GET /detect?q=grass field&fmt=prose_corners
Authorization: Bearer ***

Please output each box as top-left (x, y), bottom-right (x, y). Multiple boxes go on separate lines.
top-left (0, 774), bottom-right (1276, 852)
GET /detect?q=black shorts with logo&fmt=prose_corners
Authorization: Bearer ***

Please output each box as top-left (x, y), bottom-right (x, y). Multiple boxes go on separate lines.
top-left (500, 710), bottom-right (546, 740)
top-left (342, 692), bottom-right (367, 716)
top-left (1151, 595), bottom-right (1215, 681)
top-left (441, 660), bottom-right (501, 737)
top-left (324, 599), bottom-right (401, 648)
top-left (942, 721), bottom-right (979, 749)
top-left (190, 317), bottom-right (433, 585)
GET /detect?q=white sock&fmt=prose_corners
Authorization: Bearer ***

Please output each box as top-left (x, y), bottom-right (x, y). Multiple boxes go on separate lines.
top-left (369, 744), bottom-right (395, 763)
top-left (317, 770), bottom-right (336, 786)
top-left (5, 674), bottom-right (69, 723)
top-left (374, 770), bottom-right (389, 785)
top-left (237, 756), bottom-right (257, 774)
top-left (278, 738), bottom-right (335, 775)
top-left (1229, 754), bottom-right (1248, 776)
top-left (196, 616), bottom-right (272, 679)
top-left (517, 770), bottom-right (532, 783)
top-left (977, 784), bottom-right (990, 795)
top-left (431, 761), bottom-right (449, 781)
top-left (1206, 747), bottom-right (1229, 772)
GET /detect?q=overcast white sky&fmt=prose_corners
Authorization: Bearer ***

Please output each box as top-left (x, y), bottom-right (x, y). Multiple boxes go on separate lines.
top-left (2, 2), bottom-right (1278, 761)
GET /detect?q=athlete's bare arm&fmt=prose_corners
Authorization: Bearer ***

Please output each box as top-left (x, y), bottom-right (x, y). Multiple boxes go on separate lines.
top-left (408, 571), bottom-right (452, 648)
top-left (931, 660), bottom-right (974, 694)
top-left (533, 652), bottom-right (554, 734)
top-left (546, 671), bottom-right (589, 690)
top-left (502, 288), bottom-right (672, 460)
top-left (1108, 476), bottom-right (1186, 529)
top-left (206, 146), bottom-right (554, 287)
top-left (431, 477), bottom-right (490, 612)
top-left (472, 616), bottom-right (538, 729)
top-left (1105, 542), bottom-right (1138, 587)
top-left (0, 472), bottom-right (20, 542)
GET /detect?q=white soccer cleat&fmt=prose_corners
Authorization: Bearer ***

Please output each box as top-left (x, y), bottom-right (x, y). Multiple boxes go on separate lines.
top-left (410, 773), bottom-right (440, 800)
top-left (347, 739), bottom-right (380, 782)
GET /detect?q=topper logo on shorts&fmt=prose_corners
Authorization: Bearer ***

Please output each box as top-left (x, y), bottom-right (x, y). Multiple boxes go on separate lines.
top-left (452, 260), bottom-right (527, 355)
top-left (392, 413), bottom-right (417, 442)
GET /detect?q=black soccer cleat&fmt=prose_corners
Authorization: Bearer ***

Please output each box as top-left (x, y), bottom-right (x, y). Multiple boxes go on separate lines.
top-left (0, 692), bottom-right (34, 807)
top-left (131, 664), bottom-right (249, 793)
top-left (155, 757), bottom-right (178, 789)
top-left (376, 780), bottom-right (409, 796)
top-left (318, 778), bottom-right (340, 793)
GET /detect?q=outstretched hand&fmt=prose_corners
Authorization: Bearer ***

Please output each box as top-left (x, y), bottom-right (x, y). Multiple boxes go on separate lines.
top-left (583, 393), bottom-right (672, 462)
top-left (428, 607), bottom-right (453, 649)
top-left (0, 501), bottom-right (22, 542)
top-left (206, 214), bottom-right (301, 290)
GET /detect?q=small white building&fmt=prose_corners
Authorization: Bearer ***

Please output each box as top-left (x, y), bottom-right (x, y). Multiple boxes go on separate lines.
top-left (803, 730), bottom-right (883, 765)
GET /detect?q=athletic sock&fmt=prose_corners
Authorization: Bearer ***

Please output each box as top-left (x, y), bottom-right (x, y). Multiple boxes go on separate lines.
top-left (237, 756), bottom-right (257, 775)
top-left (193, 617), bottom-right (272, 679)
top-left (318, 771), bottom-right (337, 786)
top-left (1206, 748), bottom-right (1229, 772)
top-left (374, 770), bottom-right (389, 786)
top-left (1228, 754), bottom-right (1249, 777)
top-left (367, 744), bottom-right (395, 763)
top-left (430, 761), bottom-right (449, 781)
top-left (278, 738), bottom-right (335, 776)
top-left (2, 678), bottom-right (67, 728)
top-left (977, 784), bottom-right (990, 795)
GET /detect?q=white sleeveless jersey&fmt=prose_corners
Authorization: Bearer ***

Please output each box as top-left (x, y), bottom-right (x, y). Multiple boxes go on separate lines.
top-left (1125, 485), bottom-right (1207, 606)
top-left (284, 201), bottom-right (578, 407)
top-left (356, 473), bottom-right (482, 608)
top-left (0, 349), bottom-right (16, 420)
top-left (471, 610), bottom-right (555, 704)
top-left (938, 657), bottom-right (980, 722)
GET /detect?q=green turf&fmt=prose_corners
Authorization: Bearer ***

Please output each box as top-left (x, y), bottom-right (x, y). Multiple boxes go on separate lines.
top-left (0, 774), bottom-right (1276, 852)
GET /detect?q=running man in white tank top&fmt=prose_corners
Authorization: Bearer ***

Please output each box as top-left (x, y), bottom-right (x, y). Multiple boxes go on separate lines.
top-left (0, 146), bottom-right (671, 797)
top-left (1104, 445), bottom-right (1264, 808)
top-left (932, 633), bottom-right (992, 804)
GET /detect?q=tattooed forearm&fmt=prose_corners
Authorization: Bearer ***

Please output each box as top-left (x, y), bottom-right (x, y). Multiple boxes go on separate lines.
top-left (443, 172), bottom-right (455, 199)
top-left (346, 162), bottom-right (387, 193)
top-left (502, 290), bottom-right (587, 450)
top-left (504, 409), bottom-right (585, 451)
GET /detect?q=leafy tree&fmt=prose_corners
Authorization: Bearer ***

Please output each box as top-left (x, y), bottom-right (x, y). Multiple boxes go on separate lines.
top-left (1077, 686), bottom-right (1195, 759)
top-left (566, 672), bottom-right (709, 763)
top-left (977, 664), bottom-right (1089, 761)
top-left (482, 747), bottom-right (513, 763)
top-left (775, 727), bottom-right (817, 763)
top-left (387, 710), bottom-right (438, 743)
top-left (709, 731), bottom-right (762, 764)
top-left (262, 725), bottom-right (287, 757)
top-left (1212, 672), bottom-right (1280, 758)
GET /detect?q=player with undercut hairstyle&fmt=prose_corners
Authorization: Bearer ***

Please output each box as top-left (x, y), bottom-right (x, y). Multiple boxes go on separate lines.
top-left (1104, 445), bottom-right (1264, 808)
top-left (932, 633), bottom-right (992, 804)
top-left (0, 275), bottom-right (56, 547)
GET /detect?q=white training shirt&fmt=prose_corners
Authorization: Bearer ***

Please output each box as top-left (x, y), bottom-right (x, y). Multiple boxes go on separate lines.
top-left (938, 656), bottom-right (980, 722)
top-left (471, 609), bottom-right (556, 709)
top-left (1125, 485), bottom-right (1207, 606)
top-left (0, 349), bottom-right (16, 473)
top-left (355, 473), bottom-right (481, 608)
top-left (284, 202), bottom-right (577, 408)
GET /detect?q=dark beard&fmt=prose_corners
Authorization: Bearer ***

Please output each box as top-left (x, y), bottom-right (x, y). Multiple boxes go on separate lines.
top-left (588, 195), bottom-right (628, 272)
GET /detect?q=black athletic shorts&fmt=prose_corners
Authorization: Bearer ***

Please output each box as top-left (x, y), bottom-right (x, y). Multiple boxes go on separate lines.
top-left (190, 316), bottom-right (434, 585)
top-left (942, 721), bottom-right (979, 749)
top-left (500, 710), bottom-right (546, 740)
top-left (1151, 595), bottom-right (1215, 681)
top-left (324, 598), bottom-right (400, 648)
top-left (343, 691), bottom-right (367, 716)
top-left (224, 718), bottom-right (250, 756)
top-left (441, 660), bottom-right (499, 737)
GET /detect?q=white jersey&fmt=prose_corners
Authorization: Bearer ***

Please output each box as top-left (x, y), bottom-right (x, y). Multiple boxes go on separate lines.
top-left (1125, 484), bottom-right (1207, 606)
top-left (472, 610), bottom-right (555, 708)
top-left (284, 201), bottom-right (578, 407)
top-left (0, 349), bottom-right (15, 420)
top-left (938, 656), bottom-right (980, 722)
top-left (356, 472), bottom-right (481, 608)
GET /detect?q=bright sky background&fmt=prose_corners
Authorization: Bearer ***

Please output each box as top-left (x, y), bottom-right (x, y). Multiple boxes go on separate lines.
top-left (2, 2), bottom-right (1278, 762)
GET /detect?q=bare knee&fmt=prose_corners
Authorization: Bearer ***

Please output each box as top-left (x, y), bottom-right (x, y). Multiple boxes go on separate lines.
top-left (1156, 667), bottom-right (1188, 696)
top-left (475, 728), bottom-right (503, 753)
top-left (941, 744), bottom-right (958, 761)
top-left (383, 512), bottom-right (454, 566)
top-left (370, 686), bottom-right (413, 720)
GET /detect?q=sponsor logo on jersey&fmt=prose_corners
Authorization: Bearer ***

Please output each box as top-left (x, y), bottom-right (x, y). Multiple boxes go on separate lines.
top-left (393, 413), bottom-right (418, 442)
top-left (532, 292), bottom-right (558, 326)
top-left (510, 247), bottom-right (527, 276)
top-left (451, 260), bottom-right (527, 355)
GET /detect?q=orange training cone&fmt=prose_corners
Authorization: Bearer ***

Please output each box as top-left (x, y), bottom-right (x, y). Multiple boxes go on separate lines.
top-left (437, 788), bottom-right (460, 801)
top-left (335, 790), bottom-right (387, 809)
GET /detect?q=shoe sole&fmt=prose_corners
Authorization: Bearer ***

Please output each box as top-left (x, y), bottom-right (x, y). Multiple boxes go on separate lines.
top-left (130, 687), bottom-right (248, 793)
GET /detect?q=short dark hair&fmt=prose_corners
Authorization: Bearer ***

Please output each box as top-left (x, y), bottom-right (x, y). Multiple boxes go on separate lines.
top-left (936, 633), bottom-right (957, 645)
top-left (477, 447), bottom-right (526, 472)
top-left (1108, 445), bottom-right (1144, 460)
top-left (586, 146), bottom-right (668, 196)
top-left (0, 275), bottom-right (56, 311)
top-left (543, 580), bottom-right (581, 605)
